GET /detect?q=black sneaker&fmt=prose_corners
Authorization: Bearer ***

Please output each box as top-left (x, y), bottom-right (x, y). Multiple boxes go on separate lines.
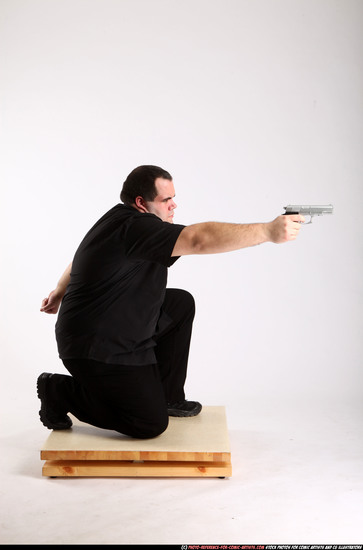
top-left (167, 400), bottom-right (202, 417)
top-left (37, 373), bottom-right (72, 430)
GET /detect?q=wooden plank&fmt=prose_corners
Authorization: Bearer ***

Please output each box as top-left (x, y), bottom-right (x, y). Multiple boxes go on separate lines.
top-left (41, 406), bottom-right (231, 463)
top-left (43, 459), bottom-right (232, 478)
top-left (41, 449), bottom-right (231, 463)
top-left (40, 406), bottom-right (232, 478)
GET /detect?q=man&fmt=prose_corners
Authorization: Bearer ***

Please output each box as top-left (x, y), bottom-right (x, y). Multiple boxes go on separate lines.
top-left (39, 165), bottom-right (303, 439)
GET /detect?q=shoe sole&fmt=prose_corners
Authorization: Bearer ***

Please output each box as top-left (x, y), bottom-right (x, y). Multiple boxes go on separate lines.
top-left (168, 404), bottom-right (202, 417)
top-left (37, 373), bottom-right (72, 430)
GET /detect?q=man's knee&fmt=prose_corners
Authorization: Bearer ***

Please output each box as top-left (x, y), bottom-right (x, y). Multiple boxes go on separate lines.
top-left (116, 413), bottom-right (169, 440)
top-left (180, 289), bottom-right (195, 313)
top-left (136, 417), bottom-right (169, 439)
top-left (165, 288), bottom-right (195, 318)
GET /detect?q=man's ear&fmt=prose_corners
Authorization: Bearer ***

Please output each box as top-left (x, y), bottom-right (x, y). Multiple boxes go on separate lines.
top-left (134, 196), bottom-right (148, 213)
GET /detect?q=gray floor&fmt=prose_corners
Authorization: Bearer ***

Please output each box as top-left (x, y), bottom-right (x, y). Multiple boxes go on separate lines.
top-left (1, 396), bottom-right (362, 545)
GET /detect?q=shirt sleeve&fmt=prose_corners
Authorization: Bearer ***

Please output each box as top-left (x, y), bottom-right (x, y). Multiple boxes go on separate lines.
top-left (123, 212), bottom-right (185, 267)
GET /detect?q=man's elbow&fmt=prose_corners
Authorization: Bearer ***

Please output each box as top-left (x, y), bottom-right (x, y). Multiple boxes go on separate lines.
top-left (172, 225), bottom-right (205, 256)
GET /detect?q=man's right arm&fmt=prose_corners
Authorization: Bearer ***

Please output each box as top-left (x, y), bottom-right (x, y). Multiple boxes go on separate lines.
top-left (40, 262), bottom-right (72, 314)
top-left (171, 215), bottom-right (304, 256)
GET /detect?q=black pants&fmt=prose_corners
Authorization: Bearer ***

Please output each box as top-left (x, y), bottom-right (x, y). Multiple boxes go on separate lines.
top-left (47, 289), bottom-right (195, 439)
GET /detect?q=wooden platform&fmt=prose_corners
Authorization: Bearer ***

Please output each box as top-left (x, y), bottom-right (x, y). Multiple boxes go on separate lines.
top-left (40, 406), bottom-right (232, 478)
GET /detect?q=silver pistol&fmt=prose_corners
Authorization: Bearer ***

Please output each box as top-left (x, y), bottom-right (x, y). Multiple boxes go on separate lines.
top-left (283, 204), bottom-right (333, 224)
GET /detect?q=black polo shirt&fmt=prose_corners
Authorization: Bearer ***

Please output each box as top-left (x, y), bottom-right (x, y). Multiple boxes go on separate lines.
top-left (55, 204), bottom-right (185, 365)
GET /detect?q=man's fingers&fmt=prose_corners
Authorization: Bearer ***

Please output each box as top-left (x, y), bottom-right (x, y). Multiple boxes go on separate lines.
top-left (41, 305), bottom-right (55, 314)
top-left (270, 214), bottom-right (304, 243)
top-left (289, 214), bottom-right (305, 224)
top-left (284, 214), bottom-right (305, 224)
top-left (283, 215), bottom-right (304, 241)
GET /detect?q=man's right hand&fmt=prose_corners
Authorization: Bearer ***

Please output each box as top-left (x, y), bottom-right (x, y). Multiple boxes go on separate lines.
top-left (266, 214), bottom-right (305, 244)
top-left (40, 290), bottom-right (63, 314)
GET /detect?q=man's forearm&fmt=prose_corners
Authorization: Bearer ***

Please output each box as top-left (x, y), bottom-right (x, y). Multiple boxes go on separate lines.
top-left (179, 222), bottom-right (269, 255)
top-left (172, 215), bottom-right (304, 257)
top-left (40, 262), bottom-right (72, 314)
top-left (56, 262), bottom-right (72, 296)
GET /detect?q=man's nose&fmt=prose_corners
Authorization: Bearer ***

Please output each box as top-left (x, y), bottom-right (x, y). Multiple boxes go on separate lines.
top-left (170, 200), bottom-right (177, 210)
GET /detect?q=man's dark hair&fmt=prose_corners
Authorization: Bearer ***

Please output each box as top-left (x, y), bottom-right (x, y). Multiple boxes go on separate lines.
top-left (120, 165), bottom-right (172, 206)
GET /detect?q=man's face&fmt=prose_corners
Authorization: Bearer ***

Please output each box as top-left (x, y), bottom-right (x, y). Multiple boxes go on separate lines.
top-left (144, 177), bottom-right (177, 223)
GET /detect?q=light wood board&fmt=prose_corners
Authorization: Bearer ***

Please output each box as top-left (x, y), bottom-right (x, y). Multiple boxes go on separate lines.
top-left (41, 406), bottom-right (232, 478)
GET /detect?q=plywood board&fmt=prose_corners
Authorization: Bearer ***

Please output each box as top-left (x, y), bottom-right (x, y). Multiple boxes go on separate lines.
top-left (42, 459), bottom-right (232, 478)
top-left (40, 406), bottom-right (232, 478)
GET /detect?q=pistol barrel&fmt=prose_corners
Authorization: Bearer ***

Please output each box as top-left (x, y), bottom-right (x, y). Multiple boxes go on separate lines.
top-left (284, 204), bottom-right (333, 215)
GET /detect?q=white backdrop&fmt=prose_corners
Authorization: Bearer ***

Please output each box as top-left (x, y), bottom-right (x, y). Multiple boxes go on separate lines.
top-left (1, 0), bottom-right (362, 418)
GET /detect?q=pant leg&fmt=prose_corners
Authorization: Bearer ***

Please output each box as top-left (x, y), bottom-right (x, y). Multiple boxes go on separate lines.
top-left (154, 288), bottom-right (195, 404)
top-left (45, 359), bottom-right (168, 439)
